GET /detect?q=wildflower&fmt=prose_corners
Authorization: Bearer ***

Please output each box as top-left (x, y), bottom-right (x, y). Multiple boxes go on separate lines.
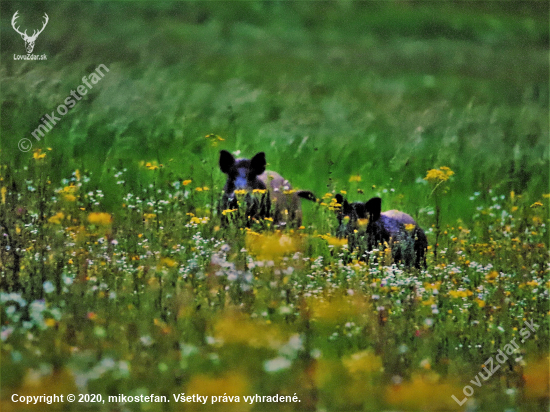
top-left (405, 223), bottom-right (415, 231)
top-left (524, 358), bottom-right (550, 400)
top-left (343, 350), bottom-right (382, 375)
top-left (144, 161), bottom-right (161, 170)
top-left (160, 257), bottom-right (177, 268)
top-left (264, 357), bottom-right (292, 372)
top-left (143, 213), bottom-right (156, 221)
top-left (190, 216), bottom-right (209, 225)
top-left (1, 187), bottom-right (6, 204)
top-left (186, 372), bottom-right (249, 410)
top-left (48, 212), bottom-right (65, 225)
top-left (420, 358), bottom-right (431, 369)
top-left (424, 166), bottom-right (454, 183)
top-left (485, 270), bottom-right (499, 281)
top-left (33, 149), bottom-right (46, 160)
top-left (43, 281), bottom-right (55, 294)
top-left (318, 234), bottom-right (348, 248)
top-left (182, 179), bottom-right (192, 186)
top-left (448, 290), bottom-right (473, 298)
top-left (246, 232), bottom-right (303, 260)
top-left (87, 212), bottom-right (113, 226)
top-left (385, 374), bottom-right (463, 411)
top-left (530, 201), bottom-right (543, 208)
top-left (349, 175), bottom-right (362, 182)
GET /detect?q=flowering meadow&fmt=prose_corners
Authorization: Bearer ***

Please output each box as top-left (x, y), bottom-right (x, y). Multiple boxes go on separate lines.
top-left (0, 152), bottom-right (548, 412)
top-left (1, 1), bottom-right (548, 411)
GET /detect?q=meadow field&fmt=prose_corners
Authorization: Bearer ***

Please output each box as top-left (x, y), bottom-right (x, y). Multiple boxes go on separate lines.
top-left (0, 1), bottom-right (548, 411)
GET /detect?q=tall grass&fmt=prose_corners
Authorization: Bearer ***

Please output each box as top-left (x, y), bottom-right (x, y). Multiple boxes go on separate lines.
top-left (0, 2), bottom-right (548, 411)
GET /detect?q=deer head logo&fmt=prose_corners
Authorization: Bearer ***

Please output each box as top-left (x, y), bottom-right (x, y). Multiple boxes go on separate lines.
top-left (11, 11), bottom-right (49, 54)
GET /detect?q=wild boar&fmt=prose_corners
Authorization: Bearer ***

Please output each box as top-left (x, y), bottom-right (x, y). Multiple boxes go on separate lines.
top-left (334, 194), bottom-right (427, 269)
top-left (219, 150), bottom-right (316, 227)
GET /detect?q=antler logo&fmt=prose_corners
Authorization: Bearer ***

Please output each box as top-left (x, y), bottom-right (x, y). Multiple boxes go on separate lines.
top-left (11, 11), bottom-right (49, 54)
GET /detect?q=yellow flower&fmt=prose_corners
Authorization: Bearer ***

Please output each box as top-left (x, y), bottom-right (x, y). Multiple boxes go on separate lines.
top-left (357, 218), bottom-right (369, 229)
top-left (204, 133), bottom-right (225, 141)
top-left (252, 189), bottom-right (267, 194)
top-left (143, 161), bottom-right (162, 170)
top-left (424, 167), bottom-right (454, 183)
top-left (143, 213), bottom-right (156, 221)
top-left (475, 298), bottom-right (486, 308)
top-left (214, 313), bottom-right (285, 348)
top-left (448, 290), bottom-right (473, 298)
top-left (1, 186), bottom-right (6, 204)
top-left (349, 175), bottom-right (362, 182)
top-left (222, 209), bottom-right (237, 216)
top-left (530, 201), bottom-right (543, 208)
top-left (33, 149), bottom-right (46, 160)
top-left (343, 350), bottom-right (382, 375)
top-left (87, 212), bottom-right (112, 226)
top-left (160, 257), bottom-right (177, 268)
top-left (63, 194), bottom-right (77, 202)
top-left (524, 358), bottom-right (550, 400)
top-left (308, 293), bottom-right (369, 325)
top-left (386, 374), bottom-right (463, 411)
top-left (234, 189), bottom-right (247, 196)
top-left (74, 169), bottom-right (81, 181)
top-left (186, 372), bottom-right (251, 412)
top-left (190, 216), bottom-right (209, 225)
top-left (318, 234), bottom-right (348, 248)
top-left (485, 270), bottom-right (499, 281)
top-left (182, 179), bottom-right (192, 186)
top-left (245, 231), bottom-right (302, 260)
top-left (405, 223), bottom-right (415, 231)
top-left (48, 212), bottom-right (65, 225)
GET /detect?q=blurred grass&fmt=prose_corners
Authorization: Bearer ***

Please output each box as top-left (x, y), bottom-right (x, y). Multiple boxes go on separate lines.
top-left (1, 0), bottom-right (548, 225)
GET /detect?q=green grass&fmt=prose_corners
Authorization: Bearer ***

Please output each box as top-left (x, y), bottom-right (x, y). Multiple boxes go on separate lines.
top-left (0, 1), bottom-right (548, 411)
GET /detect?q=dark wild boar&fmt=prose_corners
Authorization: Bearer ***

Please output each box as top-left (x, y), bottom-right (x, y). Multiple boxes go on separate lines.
top-left (334, 194), bottom-right (427, 269)
top-left (219, 150), bottom-right (316, 227)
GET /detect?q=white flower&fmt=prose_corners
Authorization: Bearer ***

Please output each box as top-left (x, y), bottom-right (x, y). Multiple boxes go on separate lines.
top-left (264, 357), bottom-right (292, 373)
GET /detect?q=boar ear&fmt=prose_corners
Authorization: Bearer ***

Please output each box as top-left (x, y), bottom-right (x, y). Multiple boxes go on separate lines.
top-left (250, 152), bottom-right (266, 176)
top-left (365, 197), bottom-right (382, 221)
top-left (335, 194), bottom-right (350, 213)
top-left (219, 150), bottom-right (235, 174)
top-left (342, 199), bottom-right (352, 215)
